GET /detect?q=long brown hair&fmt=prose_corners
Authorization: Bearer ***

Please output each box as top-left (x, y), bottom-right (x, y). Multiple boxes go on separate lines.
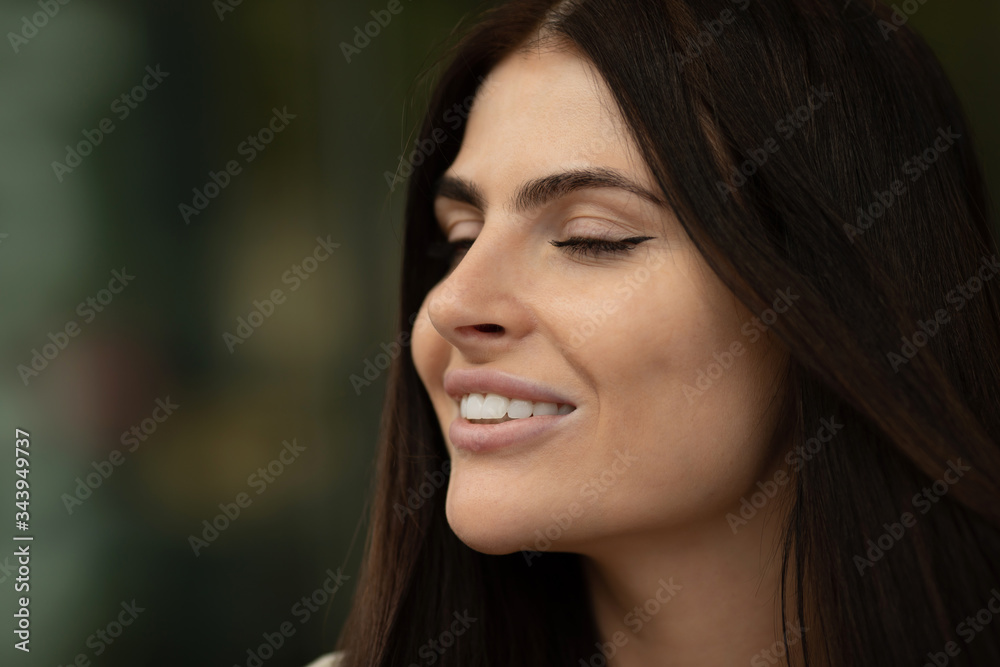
top-left (338, 1), bottom-right (1000, 664)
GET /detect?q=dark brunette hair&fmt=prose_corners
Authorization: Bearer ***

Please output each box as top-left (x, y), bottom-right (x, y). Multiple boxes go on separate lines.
top-left (338, 0), bottom-right (1000, 664)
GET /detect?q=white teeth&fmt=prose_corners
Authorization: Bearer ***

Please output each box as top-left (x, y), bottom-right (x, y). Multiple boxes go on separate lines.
top-left (481, 393), bottom-right (510, 419)
top-left (459, 393), bottom-right (575, 420)
top-left (507, 399), bottom-right (533, 419)
top-left (465, 393), bottom-right (484, 420)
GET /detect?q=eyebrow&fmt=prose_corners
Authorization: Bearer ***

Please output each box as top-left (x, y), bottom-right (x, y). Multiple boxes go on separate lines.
top-left (432, 167), bottom-right (667, 217)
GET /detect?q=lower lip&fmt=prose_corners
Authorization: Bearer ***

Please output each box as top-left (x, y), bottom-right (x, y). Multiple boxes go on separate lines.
top-left (449, 412), bottom-right (574, 452)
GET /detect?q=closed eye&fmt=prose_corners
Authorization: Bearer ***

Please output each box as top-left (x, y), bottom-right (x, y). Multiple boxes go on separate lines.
top-left (427, 235), bottom-right (654, 264)
top-left (549, 235), bottom-right (655, 258)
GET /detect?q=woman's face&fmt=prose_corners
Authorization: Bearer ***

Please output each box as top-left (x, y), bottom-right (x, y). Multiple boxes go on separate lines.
top-left (411, 43), bottom-right (789, 556)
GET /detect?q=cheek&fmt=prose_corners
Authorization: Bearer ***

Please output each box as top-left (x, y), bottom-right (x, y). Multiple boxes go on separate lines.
top-left (562, 257), bottom-right (788, 525)
top-left (411, 305), bottom-right (466, 478)
top-left (411, 297), bottom-right (450, 408)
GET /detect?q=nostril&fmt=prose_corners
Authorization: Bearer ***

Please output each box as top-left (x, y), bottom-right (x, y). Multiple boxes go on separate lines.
top-left (473, 323), bottom-right (503, 333)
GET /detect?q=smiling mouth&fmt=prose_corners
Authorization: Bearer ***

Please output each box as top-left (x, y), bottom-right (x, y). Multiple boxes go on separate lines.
top-left (459, 392), bottom-right (576, 423)
top-left (468, 416), bottom-right (518, 424)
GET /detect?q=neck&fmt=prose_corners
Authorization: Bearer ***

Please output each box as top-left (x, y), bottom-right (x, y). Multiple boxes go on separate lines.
top-left (579, 508), bottom-right (808, 667)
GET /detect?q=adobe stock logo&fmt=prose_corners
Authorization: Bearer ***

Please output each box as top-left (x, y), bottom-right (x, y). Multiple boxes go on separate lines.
top-left (339, 0), bottom-right (413, 64)
top-left (233, 568), bottom-right (351, 667)
top-left (877, 0), bottom-right (932, 39)
top-left (7, 0), bottom-right (72, 54)
top-left (16, 267), bottom-right (135, 386)
top-left (54, 599), bottom-right (145, 665)
top-left (521, 450), bottom-right (639, 565)
top-left (213, 0), bottom-right (244, 21)
top-left (751, 622), bottom-right (808, 666)
top-left (222, 236), bottom-right (340, 353)
top-left (407, 611), bottom-right (477, 667)
top-left (921, 588), bottom-right (1000, 667)
top-left (394, 461), bottom-right (451, 522)
top-left (671, 0), bottom-right (750, 70)
top-left (578, 578), bottom-right (682, 667)
top-left (682, 287), bottom-right (799, 403)
top-left (179, 107), bottom-right (297, 225)
top-left (567, 251), bottom-right (666, 349)
top-left (887, 254), bottom-right (998, 372)
top-left (853, 458), bottom-right (970, 575)
top-left (715, 85), bottom-right (834, 200)
top-left (349, 311), bottom-right (421, 395)
top-left (61, 396), bottom-right (179, 514)
top-left (844, 126), bottom-right (960, 244)
top-left (726, 416), bottom-right (842, 534)
top-left (51, 65), bottom-right (170, 182)
top-left (188, 439), bottom-right (307, 556)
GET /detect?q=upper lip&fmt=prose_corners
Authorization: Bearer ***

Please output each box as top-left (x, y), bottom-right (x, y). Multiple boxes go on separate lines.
top-left (443, 368), bottom-right (576, 406)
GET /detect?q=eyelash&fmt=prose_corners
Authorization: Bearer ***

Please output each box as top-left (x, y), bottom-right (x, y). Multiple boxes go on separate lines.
top-left (429, 235), bottom-right (654, 262)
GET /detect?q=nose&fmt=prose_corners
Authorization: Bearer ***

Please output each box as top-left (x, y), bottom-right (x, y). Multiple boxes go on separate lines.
top-left (425, 226), bottom-right (535, 359)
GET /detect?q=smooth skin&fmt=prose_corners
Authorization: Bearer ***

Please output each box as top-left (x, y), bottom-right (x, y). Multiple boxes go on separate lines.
top-left (411, 39), bottom-right (798, 666)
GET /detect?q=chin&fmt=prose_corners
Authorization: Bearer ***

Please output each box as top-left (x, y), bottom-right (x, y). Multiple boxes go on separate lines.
top-left (445, 502), bottom-right (523, 556)
top-left (444, 472), bottom-right (556, 556)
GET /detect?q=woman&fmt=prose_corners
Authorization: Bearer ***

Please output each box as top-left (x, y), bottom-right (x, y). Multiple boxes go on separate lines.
top-left (317, 0), bottom-right (1000, 664)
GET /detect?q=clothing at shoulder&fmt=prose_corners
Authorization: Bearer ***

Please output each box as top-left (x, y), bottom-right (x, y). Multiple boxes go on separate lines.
top-left (305, 650), bottom-right (344, 667)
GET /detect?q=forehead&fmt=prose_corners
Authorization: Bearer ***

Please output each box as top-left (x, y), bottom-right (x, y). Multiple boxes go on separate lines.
top-left (447, 46), bottom-right (652, 189)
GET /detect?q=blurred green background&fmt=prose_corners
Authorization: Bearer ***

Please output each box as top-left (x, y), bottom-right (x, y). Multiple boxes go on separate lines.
top-left (0, 1), bottom-right (997, 665)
